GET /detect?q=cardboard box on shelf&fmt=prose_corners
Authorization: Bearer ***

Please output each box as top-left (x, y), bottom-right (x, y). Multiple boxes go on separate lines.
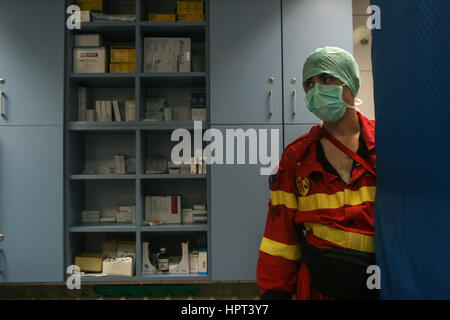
top-left (143, 38), bottom-right (191, 73)
top-left (110, 63), bottom-right (136, 73)
top-left (74, 253), bottom-right (106, 272)
top-left (145, 195), bottom-right (181, 224)
top-left (76, 0), bottom-right (103, 11)
top-left (125, 99), bottom-right (136, 121)
top-left (75, 34), bottom-right (103, 47)
top-left (191, 108), bottom-right (206, 121)
top-left (114, 154), bottom-right (126, 174)
top-left (102, 257), bottom-right (134, 277)
top-left (149, 13), bottom-right (176, 21)
top-left (110, 47), bottom-right (136, 63)
top-left (178, 14), bottom-right (205, 22)
top-left (116, 205), bottom-right (135, 223)
top-left (73, 47), bottom-right (106, 73)
top-left (82, 210), bottom-right (100, 224)
top-left (177, 0), bottom-right (204, 14)
top-left (145, 98), bottom-right (167, 121)
top-left (146, 157), bottom-right (168, 174)
top-left (80, 10), bottom-right (91, 22)
top-left (86, 109), bottom-right (95, 122)
top-left (182, 208), bottom-right (193, 223)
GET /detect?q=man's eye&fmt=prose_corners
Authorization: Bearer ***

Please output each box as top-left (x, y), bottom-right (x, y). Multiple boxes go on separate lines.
top-left (320, 75), bottom-right (332, 83)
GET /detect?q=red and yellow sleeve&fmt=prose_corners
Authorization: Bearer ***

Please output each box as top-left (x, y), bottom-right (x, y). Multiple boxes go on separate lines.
top-left (257, 149), bottom-right (302, 295)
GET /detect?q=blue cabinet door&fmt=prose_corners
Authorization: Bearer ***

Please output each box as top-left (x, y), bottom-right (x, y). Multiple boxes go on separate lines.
top-left (210, 0), bottom-right (283, 125)
top-left (282, 0), bottom-right (353, 125)
top-left (0, 0), bottom-right (64, 126)
top-left (0, 126), bottom-right (63, 282)
top-left (210, 125), bottom-right (283, 280)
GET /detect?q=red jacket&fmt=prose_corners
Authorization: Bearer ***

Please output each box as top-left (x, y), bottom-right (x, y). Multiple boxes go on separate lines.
top-left (257, 111), bottom-right (376, 300)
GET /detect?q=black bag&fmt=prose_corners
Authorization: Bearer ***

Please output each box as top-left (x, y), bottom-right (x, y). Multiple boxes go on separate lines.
top-left (301, 241), bottom-right (379, 300)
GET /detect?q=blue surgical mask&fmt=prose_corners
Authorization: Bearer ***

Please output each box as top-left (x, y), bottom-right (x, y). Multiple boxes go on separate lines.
top-left (304, 83), bottom-right (347, 123)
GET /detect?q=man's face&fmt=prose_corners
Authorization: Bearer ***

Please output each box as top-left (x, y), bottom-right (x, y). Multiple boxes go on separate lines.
top-left (303, 73), bottom-right (355, 106)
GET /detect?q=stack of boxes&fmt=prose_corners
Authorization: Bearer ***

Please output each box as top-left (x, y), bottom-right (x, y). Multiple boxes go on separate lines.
top-left (82, 206), bottom-right (136, 225)
top-left (73, 34), bottom-right (106, 73)
top-left (110, 47), bottom-right (136, 73)
top-left (177, 0), bottom-right (205, 21)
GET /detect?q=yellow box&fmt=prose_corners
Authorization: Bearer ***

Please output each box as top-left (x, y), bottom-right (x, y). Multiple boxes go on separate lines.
top-left (178, 14), bottom-right (205, 22)
top-left (110, 47), bottom-right (136, 63)
top-left (149, 13), bottom-right (177, 22)
top-left (74, 253), bottom-right (106, 272)
top-left (110, 63), bottom-right (136, 73)
top-left (76, 0), bottom-right (103, 11)
top-left (177, 1), bottom-right (204, 14)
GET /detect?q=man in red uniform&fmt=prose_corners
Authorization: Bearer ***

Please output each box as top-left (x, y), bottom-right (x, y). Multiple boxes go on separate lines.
top-left (257, 47), bottom-right (377, 300)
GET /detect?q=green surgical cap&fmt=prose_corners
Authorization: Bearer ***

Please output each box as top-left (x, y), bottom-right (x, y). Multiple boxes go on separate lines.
top-left (302, 46), bottom-right (360, 96)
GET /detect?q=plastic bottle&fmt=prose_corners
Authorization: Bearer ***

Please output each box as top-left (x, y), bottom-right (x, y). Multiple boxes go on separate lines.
top-left (157, 247), bottom-right (169, 272)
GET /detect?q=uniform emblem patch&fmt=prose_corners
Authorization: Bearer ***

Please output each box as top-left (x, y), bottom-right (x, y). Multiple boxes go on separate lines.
top-left (296, 176), bottom-right (310, 196)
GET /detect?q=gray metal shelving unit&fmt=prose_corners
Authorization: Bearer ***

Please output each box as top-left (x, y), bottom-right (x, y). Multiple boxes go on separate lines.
top-left (64, 0), bottom-right (210, 282)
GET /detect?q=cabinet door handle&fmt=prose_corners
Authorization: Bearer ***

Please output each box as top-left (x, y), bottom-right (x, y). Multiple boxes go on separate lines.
top-left (268, 89), bottom-right (273, 117)
top-left (292, 89), bottom-right (296, 116)
top-left (0, 91), bottom-right (3, 117)
top-left (0, 234), bottom-right (3, 241)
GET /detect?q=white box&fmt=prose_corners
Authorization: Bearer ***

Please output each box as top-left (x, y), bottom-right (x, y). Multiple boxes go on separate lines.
top-left (145, 196), bottom-right (181, 224)
top-left (106, 100), bottom-right (112, 121)
top-left (75, 34), bottom-right (103, 47)
top-left (82, 210), bottom-right (100, 223)
top-left (114, 155), bottom-right (126, 174)
top-left (100, 100), bottom-right (107, 122)
top-left (116, 206), bottom-right (133, 223)
top-left (142, 242), bottom-right (158, 275)
top-left (169, 241), bottom-right (190, 274)
top-left (189, 251), bottom-right (199, 274)
top-left (193, 204), bottom-right (206, 210)
top-left (73, 47), bottom-right (106, 73)
top-left (125, 100), bottom-right (136, 121)
top-left (100, 216), bottom-right (115, 223)
top-left (198, 249), bottom-right (207, 274)
top-left (80, 10), bottom-right (91, 22)
top-left (143, 38), bottom-right (191, 73)
top-left (103, 257), bottom-right (134, 277)
top-left (78, 87), bottom-right (87, 121)
top-left (182, 209), bottom-right (193, 224)
top-left (113, 100), bottom-right (122, 121)
top-left (95, 100), bottom-right (101, 121)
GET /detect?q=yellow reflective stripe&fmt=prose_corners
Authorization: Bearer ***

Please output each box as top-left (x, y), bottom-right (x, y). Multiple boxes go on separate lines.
top-left (298, 186), bottom-right (376, 212)
top-left (344, 186), bottom-right (376, 206)
top-left (260, 236), bottom-right (301, 261)
top-left (270, 190), bottom-right (298, 209)
top-left (304, 222), bottom-right (375, 253)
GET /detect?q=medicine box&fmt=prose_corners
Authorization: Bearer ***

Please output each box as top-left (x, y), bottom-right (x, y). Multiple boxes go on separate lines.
top-left (177, 0), bottom-right (204, 14)
top-left (74, 253), bottom-right (106, 272)
top-left (189, 250), bottom-right (199, 273)
top-left (110, 63), bottom-right (135, 73)
top-left (80, 10), bottom-right (91, 22)
top-left (143, 38), bottom-right (191, 73)
top-left (75, 34), bottom-right (103, 47)
top-left (125, 99), bottom-right (136, 121)
top-left (178, 14), bottom-right (205, 21)
top-left (73, 47), bottom-right (106, 73)
top-left (145, 196), bottom-right (181, 224)
top-left (76, 0), bottom-right (103, 11)
top-left (103, 257), bottom-right (134, 277)
top-left (149, 13), bottom-right (176, 21)
top-left (110, 47), bottom-right (135, 63)
top-left (198, 249), bottom-right (207, 274)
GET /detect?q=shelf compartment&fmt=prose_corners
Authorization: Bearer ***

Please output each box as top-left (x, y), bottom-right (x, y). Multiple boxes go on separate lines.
top-left (67, 179), bottom-right (136, 228)
top-left (68, 131), bottom-right (136, 175)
